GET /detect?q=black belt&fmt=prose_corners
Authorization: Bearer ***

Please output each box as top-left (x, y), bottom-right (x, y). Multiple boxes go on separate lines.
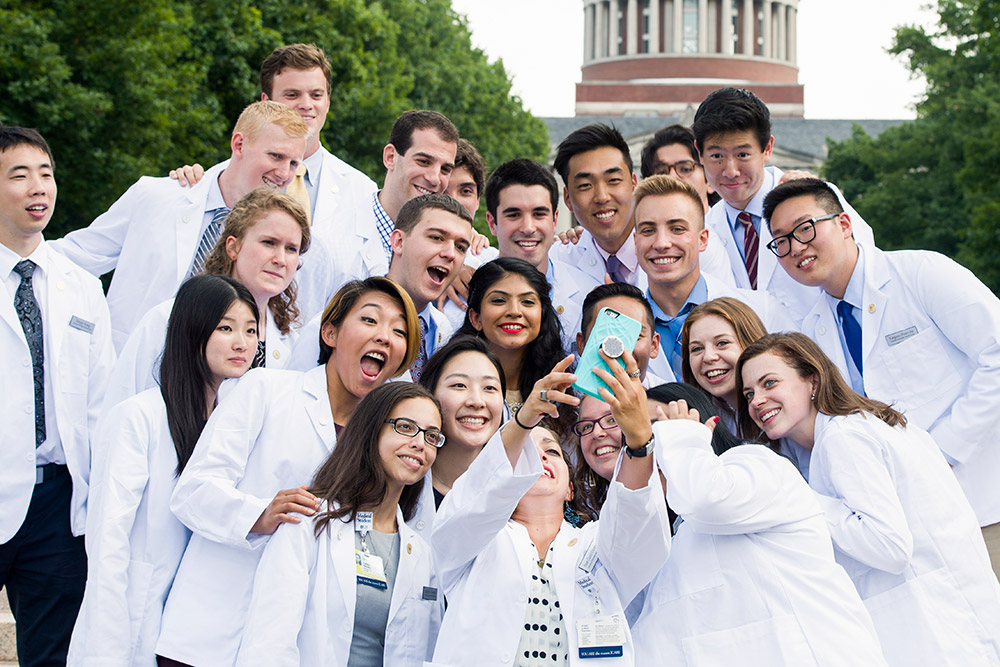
top-left (35, 463), bottom-right (67, 485)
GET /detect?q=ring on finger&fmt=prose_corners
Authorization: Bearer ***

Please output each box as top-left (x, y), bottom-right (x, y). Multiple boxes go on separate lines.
top-left (627, 369), bottom-right (641, 378)
top-left (539, 389), bottom-right (549, 402)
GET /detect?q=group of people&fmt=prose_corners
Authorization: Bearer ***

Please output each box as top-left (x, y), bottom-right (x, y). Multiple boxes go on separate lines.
top-left (3, 40), bottom-right (1000, 667)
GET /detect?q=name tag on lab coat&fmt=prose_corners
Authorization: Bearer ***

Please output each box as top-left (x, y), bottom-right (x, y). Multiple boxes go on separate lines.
top-left (355, 550), bottom-right (387, 590)
top-left (885, 326), bottom-right (918, 346)
top-left (577, 614), bottom-right (626, 658)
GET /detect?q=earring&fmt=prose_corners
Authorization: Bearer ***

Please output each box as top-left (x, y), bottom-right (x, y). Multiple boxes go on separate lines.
top-left (564, 503), bottom-right (582, 527)
top-left (586, 469), bottom-right (597, 488)
top-left (811, 392), bottom-right (816, 401)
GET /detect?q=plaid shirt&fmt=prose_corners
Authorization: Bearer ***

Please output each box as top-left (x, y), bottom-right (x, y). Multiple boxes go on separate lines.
top-left (372, 191), bottom-right (394, 263)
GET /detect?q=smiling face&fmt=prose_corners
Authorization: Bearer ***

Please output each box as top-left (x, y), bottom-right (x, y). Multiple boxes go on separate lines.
top-left (741, 351), bottom-right (818, 447)
top-left (382, 127), bottom-right (457, 212)
top-left (321, 290), bottom-right (409, 400)
top-left (577, 395), bottom-right (622, 482)
top-left (468, 273), bottom-right (542, 352)
top-left (687, 314), bottom-right (743, 407)
top-left (433, 351), bottom-right (504, 450)
top-left (229, 122), bottom-right (306, 200)
top-left (634, 192), bottom-right (708, 291)
top-left (388, 207), bottom-right (472, 311)
top-left (523, 426), bottom-right (573, 502)
top-left (0, 145), bottom-right (56, 254)
top-left (379, 397), bottom-right (439, 487)
top-left (769, 194), bottom-right (858, 299)
top-left (446, 165), bottom-right (480, 218)
top-left (205, 300), bottom-right (258, 388)
top-left (263, 66), bottom-right (330, 151)
top-left (227, 208), bottom-right (303, 304)
top-left (700, 130), bottom-right (773, 212)
top-left (562, 146), bottom-right (637, 254)
top-left (487, 183), bottom-right (557, 272)
top-left (651, 143), bottom-right (712, 212)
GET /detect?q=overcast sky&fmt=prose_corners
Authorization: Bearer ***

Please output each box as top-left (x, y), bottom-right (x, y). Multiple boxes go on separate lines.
top-left (450, 0), bottom-right (939, 119)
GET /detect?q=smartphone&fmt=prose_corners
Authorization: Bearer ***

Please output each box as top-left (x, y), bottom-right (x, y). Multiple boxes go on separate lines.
top-left (572, 307), bottom-right (642, 400)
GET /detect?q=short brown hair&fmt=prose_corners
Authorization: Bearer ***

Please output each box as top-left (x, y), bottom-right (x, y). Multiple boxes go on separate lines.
top-left (387, 110), bottom-right (459, 156)
top-left (260, 43), bottom-right (332, 98)
top-left (232, 100), bottom-right (309, 144)
top-left (394, 193), bottom-right (473, 235)
top-left (203, 189), bottom-right (311, 335)
top-left (632, 174), bottom-right (704, 228)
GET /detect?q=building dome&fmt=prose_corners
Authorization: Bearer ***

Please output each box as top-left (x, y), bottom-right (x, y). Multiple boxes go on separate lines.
top-left (577, 0), bottom-right (804, 117)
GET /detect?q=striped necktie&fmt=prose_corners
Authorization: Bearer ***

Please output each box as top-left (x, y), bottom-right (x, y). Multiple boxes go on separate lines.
top-left (189, 207), bottom-right (230, 278)
top-left (737, 211), bottom-right (759, 289)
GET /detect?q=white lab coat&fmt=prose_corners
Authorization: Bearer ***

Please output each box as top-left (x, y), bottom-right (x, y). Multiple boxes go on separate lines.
top-left (633, 420), bottom-right (887, 666)
top-left (799, 246), bottom-right (1000, 527)
top-left (431, 428), bottom-right (670, 666)
top-left (0, 242), bottom-right (115, 542)
top-left (156, 365), bottom-right (338, 667)
top-left (49, 162), bottom-right (228, 351)
top-left (646, 271), bottom-right (798, 383)
top-left (235, 504), bottom-right (442, 667)
top-left (704, 166), bottom-right (875, 324)
top-left (102, 298), bottom-right (298, 414)
top-left (807, 413), bottom-right (1000, 666)
top-left (68, 390), bottom-right (190, 667)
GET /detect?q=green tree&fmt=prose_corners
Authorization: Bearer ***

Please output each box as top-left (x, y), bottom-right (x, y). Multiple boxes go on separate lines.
top-left (823, 0), bottom-right (1000, 291)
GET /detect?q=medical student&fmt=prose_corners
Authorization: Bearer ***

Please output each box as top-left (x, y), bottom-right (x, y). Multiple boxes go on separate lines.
top-left (105, 188), bottom-right (309, 410)
top-left (155, 276), bottom-right (420, 667)
top-left (738, 333), bottom-right (1000, 665)
top-left (763, 177), bottom-right (1000, 576)
top-left (0, 126), bottom-right (115, 666)
top-left (629, 382), bottom-right (888, 666)
top-left (431, 351), bottom-right (671, 666)
top-left (680, 296), bottom-right (769, 432)
top-left (69, 275), bottom-right (257, 666)
top-left (235, 382), bottom-right (444, 666)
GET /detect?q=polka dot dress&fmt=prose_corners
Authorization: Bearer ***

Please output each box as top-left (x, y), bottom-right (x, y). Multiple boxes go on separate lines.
top-left (516, 545), bottom-right (568, 666)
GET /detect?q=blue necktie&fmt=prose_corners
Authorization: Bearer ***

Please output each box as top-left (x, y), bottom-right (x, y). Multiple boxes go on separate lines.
top-left (837, 300), bottom-right (863, 376)
top-left (606, 254), bottom-right (626, 283)
top-left (14, 260), bottom-right (45, 447)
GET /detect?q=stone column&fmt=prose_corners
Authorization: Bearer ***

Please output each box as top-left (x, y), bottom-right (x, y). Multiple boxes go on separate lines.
top-left (721, 0), bottom-right (734, 54)
top-left (761, 0), bottom-right (771, 57)
top-left (584, 1), bottom-right (595, 62)
top-left (673, 0), bottom-right (684, 52)
top-left (788, 3), bottom-right (797, 64)
top-left (776, 0), bottom-right (786, 61)
top-left (649, 0), bottom-right (661, 53)
top-left (742, 0), bottom-right (754, 54)
top-left (698, 0), bottom-right (708, 52)
top-left (627, 0), bottom-right (638, 53)
top-left (611, 0), bottom-right (621, 56)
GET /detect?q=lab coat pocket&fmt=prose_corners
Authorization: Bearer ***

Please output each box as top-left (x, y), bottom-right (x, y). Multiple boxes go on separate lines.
top-left (863, 568), bottom-right (994, 667)
top-left (681, 614), bottom-right (817, 666)
top-left (126, 559), bottom-right (156, 661)
top-left (59, 328), bottom-right (92, 395)
top-left (650, 531), bottom-right (723, 603)
top-left (392, 592), bottom-right (438, 664)
top-left (882, 327), bottom-right (961, 413)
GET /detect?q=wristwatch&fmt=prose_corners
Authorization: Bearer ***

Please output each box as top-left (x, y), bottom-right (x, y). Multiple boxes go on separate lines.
top-left (623, 433), bottom-right (655, 459)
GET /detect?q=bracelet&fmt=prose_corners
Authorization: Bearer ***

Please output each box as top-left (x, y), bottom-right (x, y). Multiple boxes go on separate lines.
top-left (513, 407), bottom-right (542, 430)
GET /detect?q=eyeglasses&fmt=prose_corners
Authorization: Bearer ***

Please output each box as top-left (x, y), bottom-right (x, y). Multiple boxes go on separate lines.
top-left (766, 213), bottom-right (840, 257)
top-left (384, 418), bottom-right (446, 448)
top-left (653, 159), bottom-right (698, 177)
top-left (571, 412), bottom-right (619, 437)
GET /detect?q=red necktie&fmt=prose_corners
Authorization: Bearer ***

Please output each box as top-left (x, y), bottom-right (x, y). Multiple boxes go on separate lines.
top-left (737, 211), bottom-right (759, 289)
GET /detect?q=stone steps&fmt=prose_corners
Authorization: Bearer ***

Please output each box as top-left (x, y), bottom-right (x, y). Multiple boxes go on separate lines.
top-left (0, 588), bottom-right (15, 665)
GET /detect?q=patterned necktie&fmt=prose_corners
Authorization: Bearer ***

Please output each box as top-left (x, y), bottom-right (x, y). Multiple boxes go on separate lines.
top-left (14, 260), bottom-right (45, 447)
top-left (606, 254), bottom-right (626, 284)
top-left (411, 316), bottom-right (428, 382)
top-left (251, 339), bottom-right (266, 369)
top-left (737, 211), bottom-right (759, 289)
top-left (189, 207), bottom-right (230, 278)
top-left (837, 300), bottom-right (863, 376)
top-left (285, 163), bottom-right (311, 223)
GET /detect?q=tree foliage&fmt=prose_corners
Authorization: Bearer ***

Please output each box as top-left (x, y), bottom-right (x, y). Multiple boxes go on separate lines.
top-left (0, 0), bottom-right (549, 239)
top-left (822, 0), bottom-right (1000, 291)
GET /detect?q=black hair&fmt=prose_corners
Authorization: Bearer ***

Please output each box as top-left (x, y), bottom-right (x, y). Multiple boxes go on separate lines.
top-left (647, 382), bottom-right (743, 456)
top-left (161, 275), bottom-right (259, 474)
top-left (418, 334), bottom-right (507, 397)
top-left (762, 178), bottom-right (844, 226)
top-left (484, 159), bottom-right (559, 220)
top-left (387, 110), bottom-right (459, 157)
top-left (640, 124), bottom-right (699, 178)
top-left (692, 87), bottom-right (771, 156)
top-left (580, 282), bottom-right (655, 335)
top-left (553, 123), bottom-right (633, 185)
top-left (0, 126), bottom-right (54, 168)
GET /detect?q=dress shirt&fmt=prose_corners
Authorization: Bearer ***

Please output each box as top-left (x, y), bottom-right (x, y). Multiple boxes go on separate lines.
top-left (592, 233), bottom-right (639, 284)
top-left (722, 170), bottom-right (774, 264)
top-left (372, 191), bottom-right (394, 263)
top-left (301, 147), bottom-right (323, 220)
top-left (648, 275), bottom-right (708, 378)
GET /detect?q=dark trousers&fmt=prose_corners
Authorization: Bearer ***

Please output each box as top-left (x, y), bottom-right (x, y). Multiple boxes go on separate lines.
top-left (0, 466), bottom-right (87, 667)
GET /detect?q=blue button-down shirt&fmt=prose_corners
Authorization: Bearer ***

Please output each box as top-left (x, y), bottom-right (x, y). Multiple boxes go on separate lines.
top-left (649, 274), bottom-right (708, 378)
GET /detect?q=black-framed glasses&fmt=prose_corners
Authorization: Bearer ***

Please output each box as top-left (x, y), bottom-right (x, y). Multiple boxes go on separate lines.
top-left (653, 159), bottom-right (698, 177)
top-left (766, 213), bottom-right (840, 257)
top-left (384, 418), bottom-right (446, 448)
top-left (571, 412), bottom-right (619, 437)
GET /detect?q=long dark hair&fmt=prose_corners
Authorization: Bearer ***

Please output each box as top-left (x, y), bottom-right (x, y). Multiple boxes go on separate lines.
top-left (160, 275), bottom-right (259, 474)
top-left (311, 382), bottom-right (441, 535)
top-left (418, 334), bottom-right (507, 397)
top-left (736, 333), bottom-right (905, 441)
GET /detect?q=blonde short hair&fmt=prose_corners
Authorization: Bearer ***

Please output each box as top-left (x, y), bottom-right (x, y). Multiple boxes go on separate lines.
top-left (632, 174), bottom-right (704, 228)
top-left (232, 100), bottom-right (309, 144)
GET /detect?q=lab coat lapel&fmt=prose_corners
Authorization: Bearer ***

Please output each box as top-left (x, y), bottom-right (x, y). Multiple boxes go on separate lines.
top-left (173, 169), bottom-right (218, 282)
top-left (302, 366), bottom-right (337, 453)
top-left (551, 522), bottom-right (579, 606)
top-left (863, 247), bottom-right (891, 364)
top-left (314, 149), bottom-right (341, 218)
top-left (508, 522), bottom-right (539, 590)
top-left (0, 287), bottom-right (23, 341)
top-left (330, 516), bottom-right (357, 624)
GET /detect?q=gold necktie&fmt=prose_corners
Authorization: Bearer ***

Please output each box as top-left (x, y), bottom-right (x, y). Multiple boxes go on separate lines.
top-left (285, 162), bottom-right (311, 223)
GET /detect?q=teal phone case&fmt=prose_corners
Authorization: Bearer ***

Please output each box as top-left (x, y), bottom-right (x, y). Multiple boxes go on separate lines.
top-left (572, 307), bottom-right (642, 400)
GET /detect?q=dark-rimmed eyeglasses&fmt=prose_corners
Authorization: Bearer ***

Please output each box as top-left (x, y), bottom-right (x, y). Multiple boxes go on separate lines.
top-left (571, 413), bottom-right (619, 437)
top-left (384, 418), bottom-right (446, 448)
top-left (766, 213), bottom-right (840, 257)
top-left (653, 159), bottom-right (698, 177)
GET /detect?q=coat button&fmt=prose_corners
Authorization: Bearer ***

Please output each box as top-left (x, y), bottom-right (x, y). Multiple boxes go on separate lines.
top-left (272, 350), bottom-right (280, 360)
top-left (319, 417), bottom-right (329, 426)
top-left (56, 281), bottom-right (66, 291)
top-left (416, 520), bottom-right (426, 530)
top-left (182, 214), bottom-right (191, 223)
top-left (556, 305), bottom-right (564, 315)
top-left (819, 327), bottom-right (826, 335)
top-left (22, 359), bottom-right (30, 367)
top-left (24, 406), bottom-right (32, 414)
top-left (588, 258), bottom-right (596, 266)
top-left (868, 304), bottom-right (876, 313)
top-left (25, 452), bottom-right (34, 462)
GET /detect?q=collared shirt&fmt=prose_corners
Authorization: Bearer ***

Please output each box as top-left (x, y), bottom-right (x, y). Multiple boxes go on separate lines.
top-left (592, 233), bottom-right (639, 284)
top-left (372, 191), bottom-right (394, 263)
top-left (419, 304), bottom-right (441, 359)
top-left (301, 147), bottom-right (324, 220)
top-left (648, 274), bottom-right (708, 378)
top-left (1, 240), bottom-right (64, 465)
top-left (723, 169), bottom-right (775, 263)
top-left (203, 171), bottom-right (227, 226)
top-left (824, 244), bottom-right (866, 395)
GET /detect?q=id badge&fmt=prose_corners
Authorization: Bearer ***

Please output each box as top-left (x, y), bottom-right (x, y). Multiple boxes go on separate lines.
top-left (577, 614), bottom-right (626, 659)
top-left (355, 549), bottom-right (387, 590)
